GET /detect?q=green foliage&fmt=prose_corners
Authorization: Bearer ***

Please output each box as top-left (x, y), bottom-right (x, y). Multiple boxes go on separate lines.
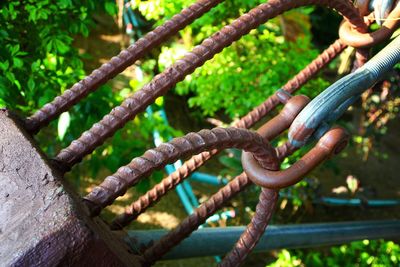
top-left (132, 1), bottom-right (329, 119)
top-left (0, 0), bottom-right (178, 191)
top-left (267, 240), bottom-right (400, 267)
top-left (179, 33), bottom-right (328, 118)
top-left (0, 0), bottom-right (97, 112)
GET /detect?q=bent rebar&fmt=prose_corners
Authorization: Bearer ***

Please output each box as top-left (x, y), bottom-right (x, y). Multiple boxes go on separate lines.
top-left (54, 0), bottom-right (365, 171)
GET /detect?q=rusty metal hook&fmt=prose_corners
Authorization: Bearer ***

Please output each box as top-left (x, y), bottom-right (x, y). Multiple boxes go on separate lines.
top-left (242, 126), bottom-right (349, 189)
top-left (339, 1), bottom-right (400, 48)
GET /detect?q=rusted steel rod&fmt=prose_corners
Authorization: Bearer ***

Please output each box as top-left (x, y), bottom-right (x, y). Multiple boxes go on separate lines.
top-left (339, 2), bottom-right (400, 48)
top-left (138, 95), bottom-right (309, 264)
top-left (24, 0), bottom-right (225, 134)
top-left (220, 97), bottom-right (310, 267)
top-left (111, 95), bottom-right (308, 229)
top-left (84, 127), bottom-right (279, 216)
top-left (237, 39), bottom-right (347, 129)
top-left (109, 39), bottom-right (345, 229)
top-left (109, 150), bottom-right (218, 229)
top-left (55, 0), bottom-right (365, 171)
top-left (140, 172), bottom-right (252, 265)
top-left (220, 189), bottom-right (278, 267)
top-left (242, 127), bottom-right (349, 189)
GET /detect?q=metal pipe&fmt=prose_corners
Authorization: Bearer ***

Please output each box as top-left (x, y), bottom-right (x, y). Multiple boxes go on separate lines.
top-left (318, 197), bottom-right (400, 206)
top-left (175, 184), bottom-right (195, 214)
top-left (190, 172), bottom-right (228, 185)
top-left (182, 180), bottom-right (200, 207)
top-left (126, 220), bottom-right (400, 259)
top-left (289, 34), bottom-right (400, 147)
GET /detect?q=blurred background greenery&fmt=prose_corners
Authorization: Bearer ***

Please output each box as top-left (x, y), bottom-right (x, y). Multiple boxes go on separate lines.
top-left (0, 0), bottom-right (399, 266)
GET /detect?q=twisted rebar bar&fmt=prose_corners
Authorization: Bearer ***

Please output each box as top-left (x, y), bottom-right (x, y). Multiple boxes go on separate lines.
top-left (84, 127), bottom-right (278, 216)
top-left (25, 0), bottom-right (225, 134)
top-left (55, 0), bottom-right (365, 171)
top-left (111, 38), bottom-right (345, 229)
top-left (110, 149), bottom-right (218, 229)
top-left (236, 39), bottom-right (346, 129)
top-left (219, 188), bottom-right (279, 267)
top-left (139, 137), bottom-right (303, 265)
top-left (140, 172), bottom-right (252, 265)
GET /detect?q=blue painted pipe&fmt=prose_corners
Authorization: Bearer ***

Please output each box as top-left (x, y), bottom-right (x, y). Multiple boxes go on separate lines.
top-left (317, 197), bottom-right (400, 207)
top-left (190, 172), bottom-right (229, 185)
top-left (175, 184), bottom-right (195, 214)
top-left (289, 34), bottom-right (400, 147)
top-left (182, 180), bottom-right (200, 207)
top-left (280, 191), bottom-right (400, 207)
top-left (126, 220), bottom-right (400, 259)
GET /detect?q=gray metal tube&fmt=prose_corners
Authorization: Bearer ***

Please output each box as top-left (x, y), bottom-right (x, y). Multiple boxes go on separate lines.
top-left (289, 35), bottom-right (400, 147)
top-left (126, 220), bottom-right (400, 259)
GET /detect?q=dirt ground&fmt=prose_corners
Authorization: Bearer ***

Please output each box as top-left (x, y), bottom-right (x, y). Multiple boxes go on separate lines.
top-left (72, 17), bottom-right (400, 267)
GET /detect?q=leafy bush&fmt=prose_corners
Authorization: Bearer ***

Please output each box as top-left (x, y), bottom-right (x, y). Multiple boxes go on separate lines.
top-left (0, 0), bottom-right (173, 190)
top-left (268, 240), bottom-right (400, 267)
top-left (0, 0), bottom-right (98, 112)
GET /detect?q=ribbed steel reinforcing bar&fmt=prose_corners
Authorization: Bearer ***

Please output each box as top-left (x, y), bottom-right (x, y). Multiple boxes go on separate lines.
top-left (138, 95), bottom-right (309, 265)
top-left (83, 127), bottom-right (279, 216)
top-left (219, 188), bottom-right (279, 267)
top-left (109, 39), bottom-right (346, 230)
top-left (24, 0), bottom-right (225, 134)
top-left (289, 34), bottom-right (400, 147)
top-left (110, 94), bottom-right (308, 229)
top-left (236, 39), bottom-right (346, 129)
top-left (55, 0), bottom-right (365, 171)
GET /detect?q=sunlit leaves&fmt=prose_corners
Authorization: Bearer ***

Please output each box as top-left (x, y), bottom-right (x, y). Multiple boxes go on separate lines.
top-left (58, 112), bottom-right (71, 140)
top-left (268, 240), bottom-right (400, 266)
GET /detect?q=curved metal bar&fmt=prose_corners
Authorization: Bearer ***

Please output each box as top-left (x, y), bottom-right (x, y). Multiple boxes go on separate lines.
top-left (242, 127), bottom-right (349, 189)
top-left (237, 39), bottom-right (347, 129)
top-left (108, 39), bottom-right (345, 233)
top-left (373, 0), bottom-right (396, 25)
top-left (110, 93), bottom-right (308, 229)
top-left (355, 0), bottom-right (372, 15)
top-left (289, 34), bottom-right (400, 147)
top-left (219, 188), bottom-right (278, 267)
top-left (339, 2), bottom-right (400, 48)
top-left (131, 94), bottom-right (309, 263)
top-left (54, 0), bottom-right (365, 171)
top-left (84, 127), bottom-right (279, 216)
top-left (24, 0), bottom-right (225, 134)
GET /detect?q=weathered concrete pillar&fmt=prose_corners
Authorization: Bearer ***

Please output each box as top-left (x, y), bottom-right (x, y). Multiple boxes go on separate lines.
top-left (0, 109), bottom-right (141, 266)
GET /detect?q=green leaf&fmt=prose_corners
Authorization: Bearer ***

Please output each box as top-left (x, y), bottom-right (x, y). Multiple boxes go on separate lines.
top-left (0, 61), bottom-right (9, 71)
top-left (5, 72), bottom-right (15, 83)
top-left (27, 78), bottom-right (35, 91)
top-left (58, 112), bottom-right (71, 140)
top-left (104, 2), bottom-right (117, 16)
top-left (13, 57), bottom-right (23, 68)
top-left (54, 39), bottom-right (70, 54)
top-left (80, 24), bottom-right (89, 37)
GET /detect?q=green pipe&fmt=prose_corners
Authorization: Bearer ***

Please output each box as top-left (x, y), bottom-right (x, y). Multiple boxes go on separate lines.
top-left (126, 220), bottom-right (400, 259)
